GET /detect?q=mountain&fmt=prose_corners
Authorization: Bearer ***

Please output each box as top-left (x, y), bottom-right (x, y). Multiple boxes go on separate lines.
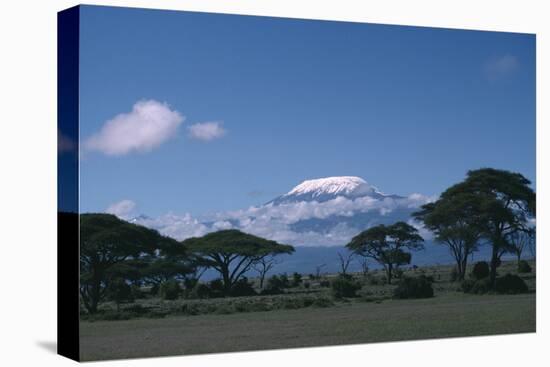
top-left (267, 176), bottom-right (400, 205)
top-left (130, 176), bottom-right (432, 246)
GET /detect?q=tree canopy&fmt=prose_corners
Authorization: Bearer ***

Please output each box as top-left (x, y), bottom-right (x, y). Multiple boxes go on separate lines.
top-left (80, 213), bottom-right (180, 313)
top-left (439, 168), bottom-right (535, 285)
top-left (413, 192), bottom-right (483, 280)
top-left (346, 222), bottom-right (424, 284)
top-left (183, 229), bottom-right (294, 294)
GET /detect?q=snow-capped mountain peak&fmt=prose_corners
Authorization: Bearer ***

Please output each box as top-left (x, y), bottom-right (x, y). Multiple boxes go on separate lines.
top-left (267, 176), bottom-right (392, 205)
top-left (287, 176), bottom-right (381, 197)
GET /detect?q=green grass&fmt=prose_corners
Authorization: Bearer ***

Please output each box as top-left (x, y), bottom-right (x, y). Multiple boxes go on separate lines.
top-left (80, 291), bottom-right (535, 361)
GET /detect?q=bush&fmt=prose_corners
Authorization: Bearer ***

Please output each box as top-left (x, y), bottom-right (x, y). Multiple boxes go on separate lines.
top-left (471, 278), bottom-right (492, 294)
top-left (312, 297), bottom-right (334, 308)
top-left (471, 261), bottom-right (490, 280)
top-left (495, 274), bottom-right (528, 294)
top-left (460, 279), bottom-right (476, 293)
top-left (262, 275), bottom-right (289, 295)
top-left (393, 276), bottom-right (434, 299)
top-left (331, 276), bottom-right (361, 298)
top-left (292, 272), bottom-right (303, 287)
top-left (106, 278), bottom-right (134, 308)
top-left (207, 279), bottom-right (225, 298)
top-left (230, 277), bottom-right (257, 297)
top-left (159, 280), bottom-right (181, 300)
top-left (319, 279), bottom-right (330, 288)
top-left (518, 260), bottom-right (532, 273)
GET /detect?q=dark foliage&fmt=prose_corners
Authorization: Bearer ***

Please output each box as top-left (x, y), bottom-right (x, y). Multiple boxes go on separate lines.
top-left (517, 260), bottom-right (532, 274)
top-left (393, 276), bottom-right (434, 299)
top-left (471, 261), bottom-right (490, 280)
top-left (330, 276), bottom-right (361, 298)
top-left (230, 277), bottom-right (257, 297)
top-left (159, 280), bottom-right (182, 300)
top-left (495, 274), bottom-right (528, 294)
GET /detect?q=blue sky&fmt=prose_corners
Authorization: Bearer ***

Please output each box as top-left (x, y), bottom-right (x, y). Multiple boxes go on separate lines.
top-left (77, 5), bottom-right (535, 218)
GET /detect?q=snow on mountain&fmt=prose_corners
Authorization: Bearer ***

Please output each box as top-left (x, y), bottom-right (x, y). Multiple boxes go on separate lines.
top-left (268, 176), bottom-right (400, 205)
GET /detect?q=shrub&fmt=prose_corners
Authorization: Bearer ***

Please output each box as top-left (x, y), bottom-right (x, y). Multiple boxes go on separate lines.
top-left (460, 279), bottom-right (476, 293)
top-left (470, 278), bottom-right (492, 294)
top-left (393, 269), bottom-right (404, 279)
top-left (230, 277), bottom-right (257, 297)
top-left (495, 274), bottom-right (528, 294)
top-left (393, 276), bottom-right (434, 299)
top-left (312, 297), bottom-right (334, 308)
top-left (331, 276), bottom-right (361, 298)
top-left (130, 284), bottom-right (145, 299)
top-left (292, 272), bottom-right (303, 287)
top-left (517, 260), bottom-right (532, 274)
top-left (471, 261), bottom-right (490, 280)
top-left (262, 275), bottom-right (289, 294)
top-left (159, 280), bottom-right (181, 300)
top-left (319, 279), bottom-right (330, 288)
top-left (207, 279), bottom-right (225, 298)
top-left (367, 275), bottom-right (381, 286)
top-left (303, 281), bottom-right (311, 289)
top-left (106, 278), bottom-right (134, 309)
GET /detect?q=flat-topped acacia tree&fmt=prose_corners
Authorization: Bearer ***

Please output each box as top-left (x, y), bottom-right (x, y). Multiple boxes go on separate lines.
top-left (440, 168), bottom-right (536, 286)
top-left (80, 213), bottom-right (179, 313)
top-left (183, 230), bottom-right (294, 295)
top-left (413, 192), bottom-right (484, 281)
top-left (346, 222), bottom-right (424, 284)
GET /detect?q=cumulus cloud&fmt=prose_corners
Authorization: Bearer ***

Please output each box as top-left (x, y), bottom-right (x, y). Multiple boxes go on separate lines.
top-left (485, 55), bottom-right (519, 80)
top-left (132, 193), bottom-right (433, 246)
top-left (188, 121), bottom-right (226, 141)
top-left (58, 129), bottom-right (75, 154)
top-left (84, 100), bottom-right (184, 156)
top-left (105, 199), bottom-right (136, 219)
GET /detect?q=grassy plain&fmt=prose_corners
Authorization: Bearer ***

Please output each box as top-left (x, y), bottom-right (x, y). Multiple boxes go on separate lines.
top-left (79, 260), bottom-right (536, 361)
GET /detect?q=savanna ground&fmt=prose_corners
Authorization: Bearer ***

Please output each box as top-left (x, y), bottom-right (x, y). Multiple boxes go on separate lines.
top-left (79, 260), bottom-right (536, 361)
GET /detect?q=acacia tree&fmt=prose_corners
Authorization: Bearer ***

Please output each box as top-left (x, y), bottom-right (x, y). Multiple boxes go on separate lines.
top-left (507, 227), bottom-right (535, 270)
top-left (413, 193), bottom-right (483, 280)
top-left (337, 251), bottom-right (355, 276)
top-left (80, 213), bottom-right (177, 313)
top-left (252, 254), bottom-right (282, 289)
top-left (441, 168), bottom-right (535, 286)
top-left (346, 222), bottom-right (424, 284)
top-left (183, 230), bottom-right (294, 295)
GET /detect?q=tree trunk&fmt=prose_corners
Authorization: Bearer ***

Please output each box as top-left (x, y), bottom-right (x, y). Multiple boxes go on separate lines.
top-left (387, 264), bottom-right (393, 284)
top-left (221, 265), bottom-right (232, 296)
top-left (490, 245), bottom-right (499, 287)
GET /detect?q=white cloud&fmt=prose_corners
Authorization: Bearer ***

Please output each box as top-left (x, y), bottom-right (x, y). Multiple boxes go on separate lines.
top-left (132, 193), bottom-right (433, 246)
top-left (84, 100), bottom-right (184, 156)
top-left (485, 55), bottom-right (519, 80)
top-left (105, 199), bottom-right (136, 219)
top-left (58, 129), bottom-right (75, 154)
top-left (188, 121), bottom-right (226, 141)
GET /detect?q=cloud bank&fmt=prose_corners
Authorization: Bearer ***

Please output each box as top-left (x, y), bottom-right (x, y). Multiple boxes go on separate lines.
top-left (130, 193), bottom-right (434, 247)
top-left (188, 121), bottom-right (226, 141)
top-left (84, 100), bottom-right (184, 156)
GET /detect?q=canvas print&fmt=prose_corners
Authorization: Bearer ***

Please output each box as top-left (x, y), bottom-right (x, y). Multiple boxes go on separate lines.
top-left (58, 5), bottom-right (536, 362)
